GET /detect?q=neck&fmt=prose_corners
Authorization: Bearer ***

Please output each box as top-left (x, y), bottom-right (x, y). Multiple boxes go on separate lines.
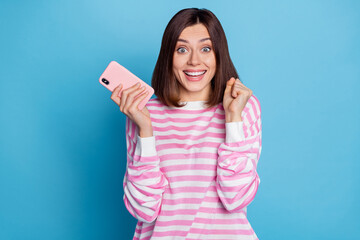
top-left (179, 88), bottom-right (212, 102)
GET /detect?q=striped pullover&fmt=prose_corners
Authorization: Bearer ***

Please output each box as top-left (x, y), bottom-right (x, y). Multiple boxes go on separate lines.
top-left (123, 95), bottom-right (262, 240)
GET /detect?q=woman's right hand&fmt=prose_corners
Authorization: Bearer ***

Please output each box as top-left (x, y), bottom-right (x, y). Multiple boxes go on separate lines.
top-left (111, 83), bottom-right (153, 137)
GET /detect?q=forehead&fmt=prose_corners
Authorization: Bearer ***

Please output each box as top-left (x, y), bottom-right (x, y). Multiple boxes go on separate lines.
top-left (178, 23), bottom-right (211, 40)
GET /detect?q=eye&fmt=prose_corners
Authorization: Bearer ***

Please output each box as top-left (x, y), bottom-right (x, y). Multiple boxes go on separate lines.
top-left (202, 47), bottom-right (211, 52)
top-left (176, 47), bottom-right (188, 53)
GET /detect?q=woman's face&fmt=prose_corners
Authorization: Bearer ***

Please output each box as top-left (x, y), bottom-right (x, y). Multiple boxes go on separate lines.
top-left (173, 23), bottom-right (216, 102)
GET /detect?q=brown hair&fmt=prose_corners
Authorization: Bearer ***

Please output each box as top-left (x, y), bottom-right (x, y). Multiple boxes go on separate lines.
top-left (151, 8), bottom-right (239, 108)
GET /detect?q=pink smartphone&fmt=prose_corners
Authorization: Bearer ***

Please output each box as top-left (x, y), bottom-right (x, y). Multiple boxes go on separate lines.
top-left (99, 61), bottom-right (154, 110)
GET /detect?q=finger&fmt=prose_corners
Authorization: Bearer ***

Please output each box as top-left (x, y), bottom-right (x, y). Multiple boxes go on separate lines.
top-left (234, 79), bottom-right (243, 87)
top-left (224, 77), bottom-right (236, 94)
top-left (119, 83), bottom-right (141, 111)
top-left (123, 86), bottom-right (146, 112)
top-left (132, 89), bottom-right (149, 111)
top-left (111, 84), bottom-right (123, 105)
top-left (228, 77), bottom-right (236, 85)
top-left (119, 92), bottom-right (128, 112)
top-left (131, 86), bottom-right (147, 103)
top-left (232, 85), bottom-right (241, 98)
top-left (128, 82), bottom-right (141, 90)
top-left (233, 86), bottom-right (253, 99)
top-left (120, 82), bottom-right (141, 97)
top-left (112, 83), bottom-right (121, 91)
top-left (233, 80), bottom-right (249, 93)
top-left (236, 79), bottom-right (249, 89)
top-left (231, 84), bottom-right (247, 98)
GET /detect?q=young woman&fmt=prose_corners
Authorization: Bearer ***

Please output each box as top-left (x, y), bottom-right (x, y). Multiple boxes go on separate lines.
top-left (111, 8), bottom-right (262, 240)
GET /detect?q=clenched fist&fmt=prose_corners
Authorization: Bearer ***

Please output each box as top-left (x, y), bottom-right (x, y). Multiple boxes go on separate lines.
top-left (223, 77), bottom-right (253, 123)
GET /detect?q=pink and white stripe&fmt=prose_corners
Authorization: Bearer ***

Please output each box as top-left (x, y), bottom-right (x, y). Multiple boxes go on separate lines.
top-left (123, 95), bottom-right (262, 239)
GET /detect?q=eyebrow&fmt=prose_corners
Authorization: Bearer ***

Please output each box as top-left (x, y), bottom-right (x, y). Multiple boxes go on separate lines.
top-left (177, 37), bottom-right (211, 43)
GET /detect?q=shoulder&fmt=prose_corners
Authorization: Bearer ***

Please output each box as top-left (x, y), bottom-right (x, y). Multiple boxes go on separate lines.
top-left (147, 97), bottom-right (161, 105)
top-left (146, 97), bottom-right (164, 109)
top-left (145, 97), bottom-right (171, 115)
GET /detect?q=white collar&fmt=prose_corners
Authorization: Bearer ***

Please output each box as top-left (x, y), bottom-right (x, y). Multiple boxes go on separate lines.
top-left (171, 101), bottom-right (208, 110)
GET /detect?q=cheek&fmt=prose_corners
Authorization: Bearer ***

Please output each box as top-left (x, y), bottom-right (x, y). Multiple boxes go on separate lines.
top-left (172, 63), bottom-right (183, 81)
top-left (204, 55), bottom-right (216, 71)
top-left (173, 54), bottom-right (186, 70)
top-left (172, 59), bottom-right (181, 79)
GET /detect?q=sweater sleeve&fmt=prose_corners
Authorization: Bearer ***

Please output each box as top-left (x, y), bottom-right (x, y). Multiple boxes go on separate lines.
top-left (216, 95), bottom-right (262, 213)
top-left (123, 117), bottom-right (169, 223)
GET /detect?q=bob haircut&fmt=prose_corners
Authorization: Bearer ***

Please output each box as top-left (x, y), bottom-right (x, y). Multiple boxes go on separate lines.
top-left (152, 8), bottom-right (239, 108)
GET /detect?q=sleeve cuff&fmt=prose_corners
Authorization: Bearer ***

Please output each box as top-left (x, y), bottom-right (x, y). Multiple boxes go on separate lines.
top-left (225, 121), bottom-right (245, 143)
top-left (135, 135), bottom-right (157, 157)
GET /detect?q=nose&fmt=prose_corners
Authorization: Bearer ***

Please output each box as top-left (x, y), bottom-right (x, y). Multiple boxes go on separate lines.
top-left (187, 51), bottom-right (200, 66)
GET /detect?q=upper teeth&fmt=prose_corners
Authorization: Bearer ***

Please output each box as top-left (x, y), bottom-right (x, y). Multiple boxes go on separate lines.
top-left (184, 71), bottom-right (206, 76)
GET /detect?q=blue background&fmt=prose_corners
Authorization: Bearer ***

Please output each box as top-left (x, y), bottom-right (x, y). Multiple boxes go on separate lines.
top-left (1, 0), bottom-right (359, 239)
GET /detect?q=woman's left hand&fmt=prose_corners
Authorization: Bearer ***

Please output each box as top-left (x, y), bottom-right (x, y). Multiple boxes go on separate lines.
top-left (223, 77), bottom-right (253, 122)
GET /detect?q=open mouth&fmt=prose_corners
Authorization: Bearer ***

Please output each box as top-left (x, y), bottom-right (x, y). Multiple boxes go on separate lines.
top-left (183, 70), bottom-right (206, 77)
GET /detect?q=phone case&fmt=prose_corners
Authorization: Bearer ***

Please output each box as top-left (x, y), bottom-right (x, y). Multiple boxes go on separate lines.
top-left (99, 61), bottom-right (154, 110)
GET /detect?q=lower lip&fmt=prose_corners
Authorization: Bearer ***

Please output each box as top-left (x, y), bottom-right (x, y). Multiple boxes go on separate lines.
top-left (184, 72), bottom-right (206, 82)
